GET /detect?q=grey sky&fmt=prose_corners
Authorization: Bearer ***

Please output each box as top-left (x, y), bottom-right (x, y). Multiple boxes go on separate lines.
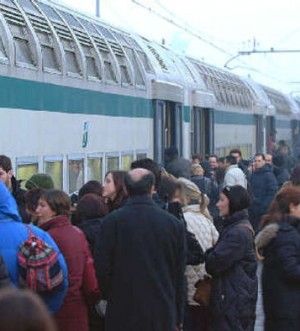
top-left (58, 0), bottom-right (300, 94)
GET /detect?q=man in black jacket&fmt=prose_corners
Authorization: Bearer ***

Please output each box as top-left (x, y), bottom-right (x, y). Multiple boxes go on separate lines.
top-left (95, 168), bottom-right (186, 331)
top-left (0, 155), bottom-right (28, 222)
top-left (249, 153), bottom-right (278, 232)
top-left (131, 158), bottom-right (204, 266)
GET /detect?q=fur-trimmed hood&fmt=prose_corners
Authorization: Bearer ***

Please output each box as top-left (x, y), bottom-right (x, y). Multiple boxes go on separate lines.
top-left (255, 223), bottom-right (279, 253)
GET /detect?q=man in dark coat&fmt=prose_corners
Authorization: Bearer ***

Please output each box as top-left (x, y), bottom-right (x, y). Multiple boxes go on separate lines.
top-left (95, 168), bottom-right (186, 331)
top-left (131, 158), bottom-right (203, 266)
top-left (0, 155), bottom-right (29, 222)
top-left (165, 147), bottom-right (191, 179)
top-left (249, 154), bottom-right (278, 232)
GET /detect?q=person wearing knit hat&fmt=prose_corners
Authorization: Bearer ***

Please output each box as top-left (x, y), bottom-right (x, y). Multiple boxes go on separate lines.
top-left (25, 174), bottom-right (54, 190)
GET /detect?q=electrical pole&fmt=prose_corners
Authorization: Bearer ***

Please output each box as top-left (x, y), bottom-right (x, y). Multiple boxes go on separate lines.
top-left (96, 0), bottom-right (100, 17)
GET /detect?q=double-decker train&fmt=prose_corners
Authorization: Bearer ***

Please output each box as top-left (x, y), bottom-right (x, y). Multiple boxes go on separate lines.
top-left (0, 0), bottom-right (299, 192)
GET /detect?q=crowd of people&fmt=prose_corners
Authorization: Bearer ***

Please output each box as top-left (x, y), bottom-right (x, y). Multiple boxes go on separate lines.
top-left (0, 138), bottom-right (299, 331)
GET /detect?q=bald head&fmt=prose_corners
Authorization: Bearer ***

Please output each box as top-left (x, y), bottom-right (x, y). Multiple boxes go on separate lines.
top-left (125, 168), bottom-right (155, 196)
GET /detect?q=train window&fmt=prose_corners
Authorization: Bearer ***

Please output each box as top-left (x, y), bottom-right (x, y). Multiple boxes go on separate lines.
top-left (106, 156), bottom-right (119, 172)
top-left (87, 157), bottom-right (103, 182)
top-left (79, 18), bottom-right (98, 35)
top-left (120, 63), bottom-right (131, 84)
top-left (0, 3), bottom-right (36, 66)
top-left (136, 153), bottom-right (147, 160)
top-left (38, 3), bottom-right (61, 21)
top-left (18, 0), bottom-right (37, 12)
top-left (58, 10), bottom-right (81, 29)
top-left (16, 161), bottom-right (38, 189)
top-left (68, 159), bottom-right (84, 194)
top-left (44, 160), bottom-right (63, 189)
top-left (147, 44), bottom-right (168, 71)
top-left (52, 21), bottom-right (81, 75)
top-left (73, 28), bottom-right (101, 79)
top-left (123, 47), bottom-right (145, 86)
top-left (137, 51), bottom-right (154, 74)
top-left (96, 24), bottom-right (115, 41)
top-left (27, 13), bottom-right (60, 71)
top-left (121, 154), bottom-right (134, 171)
top-left (0, 37), bottom-right (6, 59)
top-left (109, 41), bottom-right (132, 85)
top-left (91, 33), bottom-right (117, 82)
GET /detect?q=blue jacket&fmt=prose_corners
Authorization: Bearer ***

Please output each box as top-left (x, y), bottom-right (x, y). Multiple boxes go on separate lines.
top-left (0, 182), bottom-right (68, 313)
top-left (249, 165), bottom-right (278, 225)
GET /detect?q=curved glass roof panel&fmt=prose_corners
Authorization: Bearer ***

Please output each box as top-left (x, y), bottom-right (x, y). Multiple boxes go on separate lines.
top-left (190, 59), bottom-right (258, 110)
top-left (0, 0), bottom-right (37, 66)
top-left (261, 86), bottom-right (292, 114)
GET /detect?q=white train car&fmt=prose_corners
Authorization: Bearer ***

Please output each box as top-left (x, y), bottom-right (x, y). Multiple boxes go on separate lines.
top-left (0, 0), bottom-right (299, 193)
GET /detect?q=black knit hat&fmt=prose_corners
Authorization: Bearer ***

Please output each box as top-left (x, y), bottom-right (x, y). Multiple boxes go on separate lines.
top-left (222, 185), bottom-right (250, 215)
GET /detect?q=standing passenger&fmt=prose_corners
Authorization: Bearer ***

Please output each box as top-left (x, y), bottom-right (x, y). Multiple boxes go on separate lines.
top-left (165, 146), bottom-right (191, 179)
top-left (0, 155), bottom-right (29, 222)
top-left (255, 186), bottom-right (300, 331)
top-left (223, 155), bottom-right (247, 189)
top-left (249, 153), bottom-right (278, 232)
top-left (102, 171), bottom-right (128, 212)
top-left (95, 168), bottom-right (186, 331)
top-left (36, 190), bottom-right (100, 331)
top-left (205, 185), bottom-right (257, 331)
top-left (178, 178), bottom-right (218, 331)
top-left (0, 182), bottom-right (68, 313)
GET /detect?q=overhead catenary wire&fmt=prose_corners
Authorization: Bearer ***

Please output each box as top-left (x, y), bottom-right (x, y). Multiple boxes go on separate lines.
top-left (131, 0), bottom-right (286, 84)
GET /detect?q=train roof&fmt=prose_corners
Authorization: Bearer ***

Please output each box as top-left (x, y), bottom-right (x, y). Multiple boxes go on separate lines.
top-left (0, 0), bottom-right (299, 117)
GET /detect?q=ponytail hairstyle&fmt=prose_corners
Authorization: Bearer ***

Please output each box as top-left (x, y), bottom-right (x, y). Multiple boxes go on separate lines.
top-left (261, 186), bottom-right (300, 227)
top-left (177, 177), bottom-right (212, 220)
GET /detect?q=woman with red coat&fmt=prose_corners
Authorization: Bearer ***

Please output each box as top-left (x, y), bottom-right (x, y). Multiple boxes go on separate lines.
top-left (36, 189), bottom-right (100, 331)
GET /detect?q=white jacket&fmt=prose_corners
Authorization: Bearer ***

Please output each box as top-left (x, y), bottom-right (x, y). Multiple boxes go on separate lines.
top-left (224, 164), bottom-right (247, 188)
top-left (183, 205), bottom-right (219, 306)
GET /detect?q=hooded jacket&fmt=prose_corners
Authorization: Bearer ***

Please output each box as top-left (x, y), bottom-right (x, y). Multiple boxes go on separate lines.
top-left (255, 217), bottom-right (300, 328)
top-left (0, 182), bottom-right (68, 313)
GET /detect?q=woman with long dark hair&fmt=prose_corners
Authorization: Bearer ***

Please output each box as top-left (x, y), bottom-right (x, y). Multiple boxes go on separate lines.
top-left (255, 186), bottom-right (300, 331)
top-left (205, 185), bottom-right (257, 331)
top-left (102, 171), bottom-right (128, 211)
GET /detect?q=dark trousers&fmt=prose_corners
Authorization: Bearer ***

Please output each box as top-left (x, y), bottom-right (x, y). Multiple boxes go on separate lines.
top-left (265, 317), bottom-right (300, 331)
top-left (184, 305), bottom-right (210, 331)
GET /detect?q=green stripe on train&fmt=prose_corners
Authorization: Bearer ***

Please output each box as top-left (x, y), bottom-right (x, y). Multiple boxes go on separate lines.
top-left (0, 75), bottom-right (153, 118)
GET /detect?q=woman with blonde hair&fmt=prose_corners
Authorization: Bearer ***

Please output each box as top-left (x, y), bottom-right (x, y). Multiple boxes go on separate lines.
top-left (177, 177), bottom-right (219, 331)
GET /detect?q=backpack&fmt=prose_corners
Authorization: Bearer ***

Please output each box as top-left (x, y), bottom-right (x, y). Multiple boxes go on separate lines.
top-left (18, 226), bottom-right (63, 292)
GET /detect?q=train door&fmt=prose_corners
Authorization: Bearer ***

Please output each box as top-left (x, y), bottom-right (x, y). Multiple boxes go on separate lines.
top-left (265, 115), bottom-right (276, 153)
top-left (154, 100), bottom-right (183, 164)
top-left (255, 114), bottom-right (264, 153)
top-left (191, 107), bottom-right (213, 157)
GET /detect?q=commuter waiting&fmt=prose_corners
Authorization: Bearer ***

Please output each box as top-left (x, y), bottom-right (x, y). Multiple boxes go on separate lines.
top-left (36, 190), bottom-right (100, 331)
top-left (255, 186), bottom-right (300, 331)
top-left (95, 168), bottom-right (186, 331)
top-left (205, 185), bottom-right (257, 331)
